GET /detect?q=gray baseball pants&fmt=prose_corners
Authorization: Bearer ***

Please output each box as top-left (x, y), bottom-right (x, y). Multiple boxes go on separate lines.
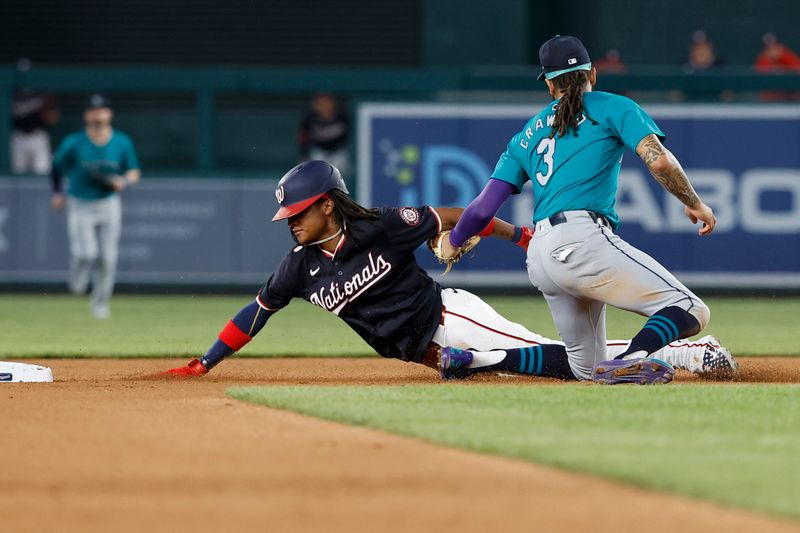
top-left (527, 210), bottom-right (710, 380)
top-left (66, 195), bottom-right (121, 313)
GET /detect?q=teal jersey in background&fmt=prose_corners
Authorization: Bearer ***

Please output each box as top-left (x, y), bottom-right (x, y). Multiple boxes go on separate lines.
top-left (491, 91), bottom-right (664, 230)
top-left (53, 130), bottom-right (140, 200)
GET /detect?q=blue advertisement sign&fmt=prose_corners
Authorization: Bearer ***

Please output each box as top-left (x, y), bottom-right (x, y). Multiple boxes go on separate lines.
top-left (357, 103), bottom-right (800, 288)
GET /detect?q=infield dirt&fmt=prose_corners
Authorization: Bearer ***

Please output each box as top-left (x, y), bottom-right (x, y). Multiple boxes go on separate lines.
top-left (2, 357), bottom-right (799, 533)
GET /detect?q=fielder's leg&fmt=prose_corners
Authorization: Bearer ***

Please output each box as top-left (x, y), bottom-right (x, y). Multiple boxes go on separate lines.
top-left (525, 221), bottom-right (613, 381)
top-left (66, 197), bottom-right (99, 296)
top-left (577, 229), bottom-right (711, 360)
top-left (527, 216), bottom-right (693, 383)
top-left (540, 292), bottom-right (607, 380)
top-left (91, 196), bottom-right (121, 319)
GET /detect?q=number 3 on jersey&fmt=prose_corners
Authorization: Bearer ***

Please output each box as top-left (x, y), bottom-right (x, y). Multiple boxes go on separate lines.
top-left (535, 137), bottom-right (556, 186)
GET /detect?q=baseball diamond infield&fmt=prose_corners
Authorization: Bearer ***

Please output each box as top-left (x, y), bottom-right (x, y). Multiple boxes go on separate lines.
top-left (2, 357), bottom-right (800, 533)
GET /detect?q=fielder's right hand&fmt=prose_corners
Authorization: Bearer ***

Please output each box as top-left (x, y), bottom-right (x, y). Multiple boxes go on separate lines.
top-left (685, 201), bottom-right (716, 236)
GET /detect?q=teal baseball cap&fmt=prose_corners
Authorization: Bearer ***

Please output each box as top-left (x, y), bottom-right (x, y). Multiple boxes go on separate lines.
top-left (537, 35), bottom-right (592, 81)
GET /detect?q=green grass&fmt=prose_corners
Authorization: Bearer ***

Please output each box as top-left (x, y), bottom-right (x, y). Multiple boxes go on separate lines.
top-left (0, 294), bottom-right (370, 357)
top-left (229, 383), bottom-right (800, 521)
top-left (1, 294), bottom-right (798, 357)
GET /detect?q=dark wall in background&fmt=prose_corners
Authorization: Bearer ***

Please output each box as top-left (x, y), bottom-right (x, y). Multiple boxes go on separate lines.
top-left (531, 0), bottom-right (800, 66)
top-left (0, 0), bottom-right (422, 65)
top-left (422, 0), bottom-right (529, 65)
top-left (3, 0), bottom-right (799, 67)
top-left (46, 93), bottom-right (306, 173)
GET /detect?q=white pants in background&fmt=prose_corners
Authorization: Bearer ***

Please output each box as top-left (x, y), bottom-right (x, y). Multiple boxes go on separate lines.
top-left (66, 195), bottom-right (122, 315)
top-left (11, 130), bottom-right (52, 175)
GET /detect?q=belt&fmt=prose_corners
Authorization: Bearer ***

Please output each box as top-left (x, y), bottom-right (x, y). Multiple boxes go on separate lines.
top-left (536, 210), bottom-right (611, 232)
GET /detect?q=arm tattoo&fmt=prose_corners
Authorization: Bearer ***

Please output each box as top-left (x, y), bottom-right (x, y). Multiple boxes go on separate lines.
top-left (637, 136), bottom-right (665, 166)
top-left (651, 164), bottom-right (701, 207)
top-left (637, 135), bottom-right (701, 207)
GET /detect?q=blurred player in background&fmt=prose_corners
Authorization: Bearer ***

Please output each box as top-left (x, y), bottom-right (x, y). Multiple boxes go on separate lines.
top-left (50, 94), bottom-right (141, 319)
top-left (11, 58), bottom-right (60, 175)
top-left (755, 32), bottom-right (800, 73)
top-left (297, 92), bottom-right (351, 177)
top-left (163, 161), bottom-right (735, 381)
top-left (684, 30), bottom-right (721, 73)
top-left (593, 49), bottom-right (626, 74)
top-left (754, 32), bottom-right (800, 101)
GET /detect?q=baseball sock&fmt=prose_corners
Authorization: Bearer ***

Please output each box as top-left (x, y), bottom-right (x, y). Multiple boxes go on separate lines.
top-left (615, 306), bottom-right (701, 360)
top-left (471, 344), bottom-right (577, 380)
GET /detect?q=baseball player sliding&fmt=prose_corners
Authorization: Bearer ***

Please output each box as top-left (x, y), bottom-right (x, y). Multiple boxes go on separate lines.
top-left (163, 161), bottom-right (735, 380)
top-left (443, 35), bottom-right (722, 384)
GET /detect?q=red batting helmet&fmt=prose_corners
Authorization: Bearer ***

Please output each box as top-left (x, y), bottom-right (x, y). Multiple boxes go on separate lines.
top-left (272, 160), bottom-right (348, 221)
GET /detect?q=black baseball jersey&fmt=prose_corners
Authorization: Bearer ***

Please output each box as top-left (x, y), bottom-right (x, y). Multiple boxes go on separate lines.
top-left (13, 92), bottom-right (55, 133)
top-left (257, 206), bottom-right (443, 362)
top-left (298, 110), bottom-right (349, 155)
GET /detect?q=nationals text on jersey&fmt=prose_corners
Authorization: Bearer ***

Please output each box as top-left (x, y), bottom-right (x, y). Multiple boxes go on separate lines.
top-left (309, 252), bottom-right (392, 314)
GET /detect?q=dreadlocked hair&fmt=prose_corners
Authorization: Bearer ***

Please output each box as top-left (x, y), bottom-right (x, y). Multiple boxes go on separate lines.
top-left (327, 189), bottom-right (380, 242)
top-left (549, 70), bottom-right (598, 138)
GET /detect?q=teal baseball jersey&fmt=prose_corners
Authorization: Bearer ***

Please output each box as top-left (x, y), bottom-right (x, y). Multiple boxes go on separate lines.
top-left (492, 91), bottom-right (664, 230)
top-left (53, 130), bottom-right (140, 200)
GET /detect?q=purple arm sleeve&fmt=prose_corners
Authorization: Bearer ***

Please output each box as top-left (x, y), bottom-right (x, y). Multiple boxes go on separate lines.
top-left (449, 179), bottom-right (514, 247)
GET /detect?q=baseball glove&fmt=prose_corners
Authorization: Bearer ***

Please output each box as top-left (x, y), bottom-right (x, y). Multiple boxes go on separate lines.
top-left (427, 230), bottom-right (480, 276)
top-left (88, 170), bottom-right (119, 192)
